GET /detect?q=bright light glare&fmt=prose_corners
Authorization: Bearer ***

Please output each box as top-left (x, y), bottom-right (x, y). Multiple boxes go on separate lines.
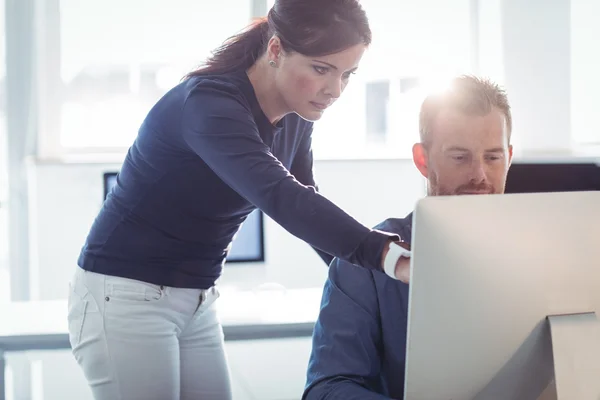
top-left (407, 73), bottom-right (459, 101)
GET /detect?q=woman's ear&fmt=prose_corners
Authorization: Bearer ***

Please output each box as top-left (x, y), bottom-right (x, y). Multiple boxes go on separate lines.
top-left (266, 36), bottom-right (283, 64)
top-left (412, 143), bottom-right (429, 179)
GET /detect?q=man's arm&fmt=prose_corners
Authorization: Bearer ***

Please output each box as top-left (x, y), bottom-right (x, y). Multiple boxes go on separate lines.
top-left (302, 258), bottom-right (393, 400)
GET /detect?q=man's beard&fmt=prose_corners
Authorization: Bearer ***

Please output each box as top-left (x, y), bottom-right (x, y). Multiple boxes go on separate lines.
top-left (428, 171), bottom-right (496, 196)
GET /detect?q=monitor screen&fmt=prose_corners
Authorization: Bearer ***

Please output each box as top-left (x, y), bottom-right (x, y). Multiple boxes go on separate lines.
top-left (505, 161), bottom-right (600, 193)
top-left (103, 172), bottom-right (265, 264)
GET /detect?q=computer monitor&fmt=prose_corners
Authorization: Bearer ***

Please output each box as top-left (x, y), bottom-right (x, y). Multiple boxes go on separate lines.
top-left (103, 172), bottom-right (117, 200)
top-left (505, 161), bottom-right (600, 193)
top-left (404, 191), bottom-right (600, 400)
top-left (103, 172), bottom-right (265, 264)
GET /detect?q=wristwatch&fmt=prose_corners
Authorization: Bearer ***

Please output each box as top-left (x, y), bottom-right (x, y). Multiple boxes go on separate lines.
top-left (383, 241), bottom-right (411, 279)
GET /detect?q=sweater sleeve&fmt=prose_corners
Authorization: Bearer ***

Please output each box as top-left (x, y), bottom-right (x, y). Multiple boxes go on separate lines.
top-left (180, 82), bottom-right (399, 271)
top-left (289, 125), bottom-right (335, 267)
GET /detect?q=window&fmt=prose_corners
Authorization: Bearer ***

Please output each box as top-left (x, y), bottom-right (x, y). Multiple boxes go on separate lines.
top-left (324, 0), bottom-right (474, 159)
top-left (0, 0), bottom-right (9, 302)
top-left (571, 0), bottom-right (600, 145)
top-left (39, 0), bottom-right (252, 157)
top-left (40, 0), bottom-right (478, 159)
top-left (37, 1), bottom-right (599, 159)
top-left (269, 0), bottom-right (475, 159)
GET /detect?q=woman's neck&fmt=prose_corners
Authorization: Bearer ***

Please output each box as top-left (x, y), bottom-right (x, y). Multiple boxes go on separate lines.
top-left (246, 57), bottom-right (290, 126)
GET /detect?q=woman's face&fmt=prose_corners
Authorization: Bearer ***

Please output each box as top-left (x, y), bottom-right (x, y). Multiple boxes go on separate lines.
top-left (272, 42), bottom-right (367, 122)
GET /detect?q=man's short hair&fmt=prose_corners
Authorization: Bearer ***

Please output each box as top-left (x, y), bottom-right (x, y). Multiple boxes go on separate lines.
top-left (419, 75), bottom-right (512, 147)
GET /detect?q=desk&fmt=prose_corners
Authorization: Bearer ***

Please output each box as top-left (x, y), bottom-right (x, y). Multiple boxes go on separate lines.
top-left (0, 287), bottom-right (323, 400)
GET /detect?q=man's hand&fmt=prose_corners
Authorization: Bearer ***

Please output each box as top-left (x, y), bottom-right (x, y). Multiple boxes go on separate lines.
top-left (394, 242), bottom-right (411, 283)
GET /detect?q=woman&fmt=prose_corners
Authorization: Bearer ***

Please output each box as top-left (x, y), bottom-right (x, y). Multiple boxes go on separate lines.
top-left (67, 0), bottom-right (411, 398)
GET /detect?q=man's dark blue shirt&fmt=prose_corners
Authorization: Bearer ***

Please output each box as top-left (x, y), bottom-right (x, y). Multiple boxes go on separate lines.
top-left (303, 214), bottom-right (413, 400)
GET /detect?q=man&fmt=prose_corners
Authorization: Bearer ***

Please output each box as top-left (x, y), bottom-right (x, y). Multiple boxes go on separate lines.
top-left (302, 75), bottom-right (514, 399)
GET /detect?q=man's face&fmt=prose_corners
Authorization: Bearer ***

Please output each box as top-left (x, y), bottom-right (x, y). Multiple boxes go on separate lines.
top-left (413, 108), bottom-right (513, 196)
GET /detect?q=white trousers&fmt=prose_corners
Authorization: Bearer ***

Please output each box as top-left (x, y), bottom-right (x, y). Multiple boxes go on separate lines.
top-left (67, 268), bottom-right (233, 400)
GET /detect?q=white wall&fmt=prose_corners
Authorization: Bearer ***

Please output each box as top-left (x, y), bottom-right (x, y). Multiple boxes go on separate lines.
top-left (571, 0), bottom-right (600, 145)
top-left (501, 0), bottom-right (572, 152)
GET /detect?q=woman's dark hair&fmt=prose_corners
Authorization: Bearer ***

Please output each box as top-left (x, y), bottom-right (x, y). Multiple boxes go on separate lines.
top-left (185, 0), bottom-right (371, 78)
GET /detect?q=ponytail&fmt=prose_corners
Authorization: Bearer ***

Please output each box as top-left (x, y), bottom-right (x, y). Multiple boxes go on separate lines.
top-left (184, 18), bottom-right (270, 78)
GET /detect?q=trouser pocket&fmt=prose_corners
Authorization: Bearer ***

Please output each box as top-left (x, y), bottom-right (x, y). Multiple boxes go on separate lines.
top-left (104, 275), bottom-right (164, 303)
top-left (67, 278), bottom-right (93, 349)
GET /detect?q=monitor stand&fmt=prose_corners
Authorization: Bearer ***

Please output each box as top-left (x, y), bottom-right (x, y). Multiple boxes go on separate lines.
top-left (547, 312), bottom-right (600, 400)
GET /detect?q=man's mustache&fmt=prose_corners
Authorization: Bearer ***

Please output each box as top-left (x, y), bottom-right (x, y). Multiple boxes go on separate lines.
top-left (456, 183), bottom-right (494, 193)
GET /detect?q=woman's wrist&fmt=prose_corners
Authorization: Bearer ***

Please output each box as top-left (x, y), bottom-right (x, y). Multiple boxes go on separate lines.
top-left (382, 240), bottom-right (411, 279)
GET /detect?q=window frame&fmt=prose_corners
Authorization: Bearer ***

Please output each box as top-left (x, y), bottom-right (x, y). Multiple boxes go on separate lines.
top-left (30, 0), bottom-right (266, 161)
top-left (33, 0), bottom-right (496, 161)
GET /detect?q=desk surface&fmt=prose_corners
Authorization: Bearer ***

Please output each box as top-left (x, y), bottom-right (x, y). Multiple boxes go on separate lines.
top-left (0, 287), bottom-right (324, 351)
